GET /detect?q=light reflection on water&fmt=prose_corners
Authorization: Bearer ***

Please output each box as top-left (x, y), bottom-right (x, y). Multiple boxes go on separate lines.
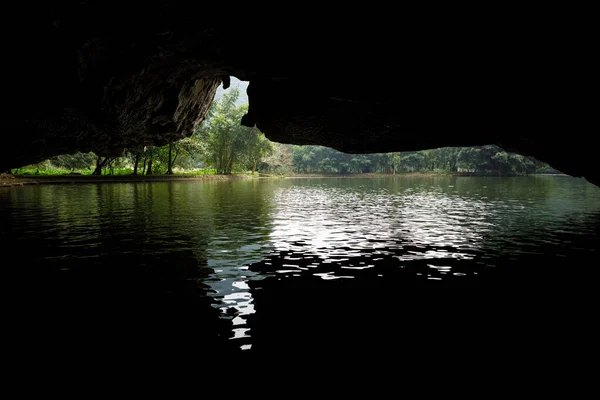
top-left (2, 176), bottom-right (600, 352)
top-left (196, 177), bottom-right (600, 349)
top-left (269, 186), bottom-right (491, 261)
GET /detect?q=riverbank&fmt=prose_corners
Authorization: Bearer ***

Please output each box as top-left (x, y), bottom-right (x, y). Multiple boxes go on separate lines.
top-left (2, 171), bottom-right (569, 188)
top-left (2, 172), bottom-right (446, 186)
top-left (266, 172), bottom-right (566, 178)
top-left (278, 172), bottom-right (451, 178)
top-left (0, 174), bottom-right (27, 187)
top-left (0, 173), bottom-right (253, 188)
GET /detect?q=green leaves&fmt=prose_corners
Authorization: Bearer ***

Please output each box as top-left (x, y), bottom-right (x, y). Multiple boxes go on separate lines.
top-left (18, 80), bottom-right (553, 177)
top-left (194, 87), bottom-right (272, 174)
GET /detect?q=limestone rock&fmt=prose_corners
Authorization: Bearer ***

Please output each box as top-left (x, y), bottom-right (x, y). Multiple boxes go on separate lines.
top-left (2, 9), bottom-right (596, 185)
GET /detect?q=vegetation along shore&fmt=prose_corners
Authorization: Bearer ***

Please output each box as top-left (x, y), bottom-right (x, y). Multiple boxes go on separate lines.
top-left (2, 88), bottom-right (564, 188)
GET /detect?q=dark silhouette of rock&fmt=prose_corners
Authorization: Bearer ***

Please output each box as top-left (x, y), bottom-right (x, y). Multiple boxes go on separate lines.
top-left (3, 9), bottom-right (596, 185)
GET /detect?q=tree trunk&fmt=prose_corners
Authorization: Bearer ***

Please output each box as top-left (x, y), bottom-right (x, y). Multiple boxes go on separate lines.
top-left (93, 156), bottom-right (105, 175)
top-left (146, 156), bottom-right (153, 175)
top-left (133, 153), bottom-right (140, 175)
top-left (141, 156), bottom-right (147, 175)
top-left (171, 149), bottom-right (179, 171)
top-left (167, 142), bottom-right (173, 175)
top-left (252, 160), bottom-right (257, 174)
top-left (107, 158), bottom-right (114, 175)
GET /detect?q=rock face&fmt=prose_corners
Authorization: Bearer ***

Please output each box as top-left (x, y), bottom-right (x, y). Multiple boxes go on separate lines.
top-left (3, 6), bottom-right (596, 185)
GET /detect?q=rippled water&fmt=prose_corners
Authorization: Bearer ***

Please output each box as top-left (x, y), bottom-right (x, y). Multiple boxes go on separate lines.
top-left (2, 176), bottom-right (599, 356)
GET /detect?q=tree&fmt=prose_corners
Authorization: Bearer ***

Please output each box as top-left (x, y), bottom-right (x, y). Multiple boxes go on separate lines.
top-left (196, 88), bottom-right (271, 174)
top-left (391, 153), bottom-right (402, 174)
top-left (131, 152), bottom-right (141, 175)
top-left (174, 136), bottom-right (208, 169)
top-left (292, 146), bottom-right (316, 173)
top-left (349, 155), bottom-right (371, 173)
top-left (400, 152), bottom-right (425, 172)
top-left (145, 147), bottom-right (155, 175)
top-left (166, 142), bottom-right (174, 174)
top-left (457, 147), bottom-right (484, 172)
top-left (50, 152), bottom-right (96, 171)
top-left (263, 143), bottom-right (294, 174)
top-left (166, 141), bottom-right (181, 175)
top-left (243, 132), bottom-right (274, 173)
top-left (92, 156), bottom-right (114, 175)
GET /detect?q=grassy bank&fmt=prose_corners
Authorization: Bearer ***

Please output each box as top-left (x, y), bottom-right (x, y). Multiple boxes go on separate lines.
top-left (10, 167), bottom-right (218, 177)
top-left (2, 171), bottom-right (450, 187)
top-left (0, 173), bottom-right (29, 187)
top-left (269, 171), bottom-right (464, 178)
top-left (3, 170), bottom-right (568, 188)
top-left (0, 172), bottom-right (254, 187)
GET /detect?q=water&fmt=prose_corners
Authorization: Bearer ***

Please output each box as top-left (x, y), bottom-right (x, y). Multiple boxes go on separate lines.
top-left (1, 176), bottom-right (599, 359)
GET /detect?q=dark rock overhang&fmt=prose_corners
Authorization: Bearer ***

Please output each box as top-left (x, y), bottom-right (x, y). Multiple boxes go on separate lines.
top-left (3, 7), bottom-right (596, 185)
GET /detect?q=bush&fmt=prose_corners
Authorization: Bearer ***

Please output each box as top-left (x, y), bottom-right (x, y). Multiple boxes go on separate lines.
top-left (102, 168), bottom-right (134, 175)
top-left (185, 168), bottom-right (217, 176)
top-left (535, 165), bottom-right (563, 174)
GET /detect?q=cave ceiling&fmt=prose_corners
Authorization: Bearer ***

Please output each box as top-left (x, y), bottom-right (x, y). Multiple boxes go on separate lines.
top-left (2, 7), bottom-right (595, 185)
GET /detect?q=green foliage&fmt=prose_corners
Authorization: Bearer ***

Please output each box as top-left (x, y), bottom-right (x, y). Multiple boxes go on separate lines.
top-left (195, 88), bottom-right (271, 174)
top-left (262, 143), bottom-right (295, 175)
top-left (16, 168), bottom-right (81, 176)
top-left (535, 165), bottom-right (563, 174)
top-left (455, 146), bottom-right (538, 175)
top-left (16, 154), bottom-right (96, 175)
top-left (241, 132), bottom-right (274, 173)
top-left (12, 88), bottom-right (554, 178)
top-left (285, 144), bottom-right (549, 175)
top-left (183, 168), bottom-right (217, 176)
top-left (49, 152), bottom-right (97, 170)
top-left (102, 168), bottom-right (134, 175)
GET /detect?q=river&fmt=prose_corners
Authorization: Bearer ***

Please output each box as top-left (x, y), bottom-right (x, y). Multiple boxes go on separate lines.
top-left (1, 175), bottom-right (599, 357)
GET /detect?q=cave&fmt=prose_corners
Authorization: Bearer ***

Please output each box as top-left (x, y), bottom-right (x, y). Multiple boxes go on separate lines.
top-left (2, 7), bottom-right (598, 364)
top-left (3, 10), bottom-right (596, 185)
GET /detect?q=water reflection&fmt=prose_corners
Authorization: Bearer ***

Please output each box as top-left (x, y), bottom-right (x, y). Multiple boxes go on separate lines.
top-left (269, 184), bottom-right (492, 264)
top-left (1, 176), bottom-right (600, 354)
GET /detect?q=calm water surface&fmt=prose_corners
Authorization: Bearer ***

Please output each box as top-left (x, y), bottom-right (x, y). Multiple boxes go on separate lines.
top-left (2, 176), bottom-right (599, 356)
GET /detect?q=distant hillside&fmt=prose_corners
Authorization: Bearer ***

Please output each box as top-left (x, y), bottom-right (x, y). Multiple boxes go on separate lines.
top-left (214, 77), bottom-right (248, 105)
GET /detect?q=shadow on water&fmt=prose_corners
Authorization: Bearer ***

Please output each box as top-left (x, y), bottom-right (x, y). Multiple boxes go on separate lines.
top-left (242, 211), bottom-right (600, 356)
top-left (1, 176), bottom-right (599, 360)
top-left (241, 177), bottom-right (600, 356)
top-left (2, 183), bottom-right (254, 357)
